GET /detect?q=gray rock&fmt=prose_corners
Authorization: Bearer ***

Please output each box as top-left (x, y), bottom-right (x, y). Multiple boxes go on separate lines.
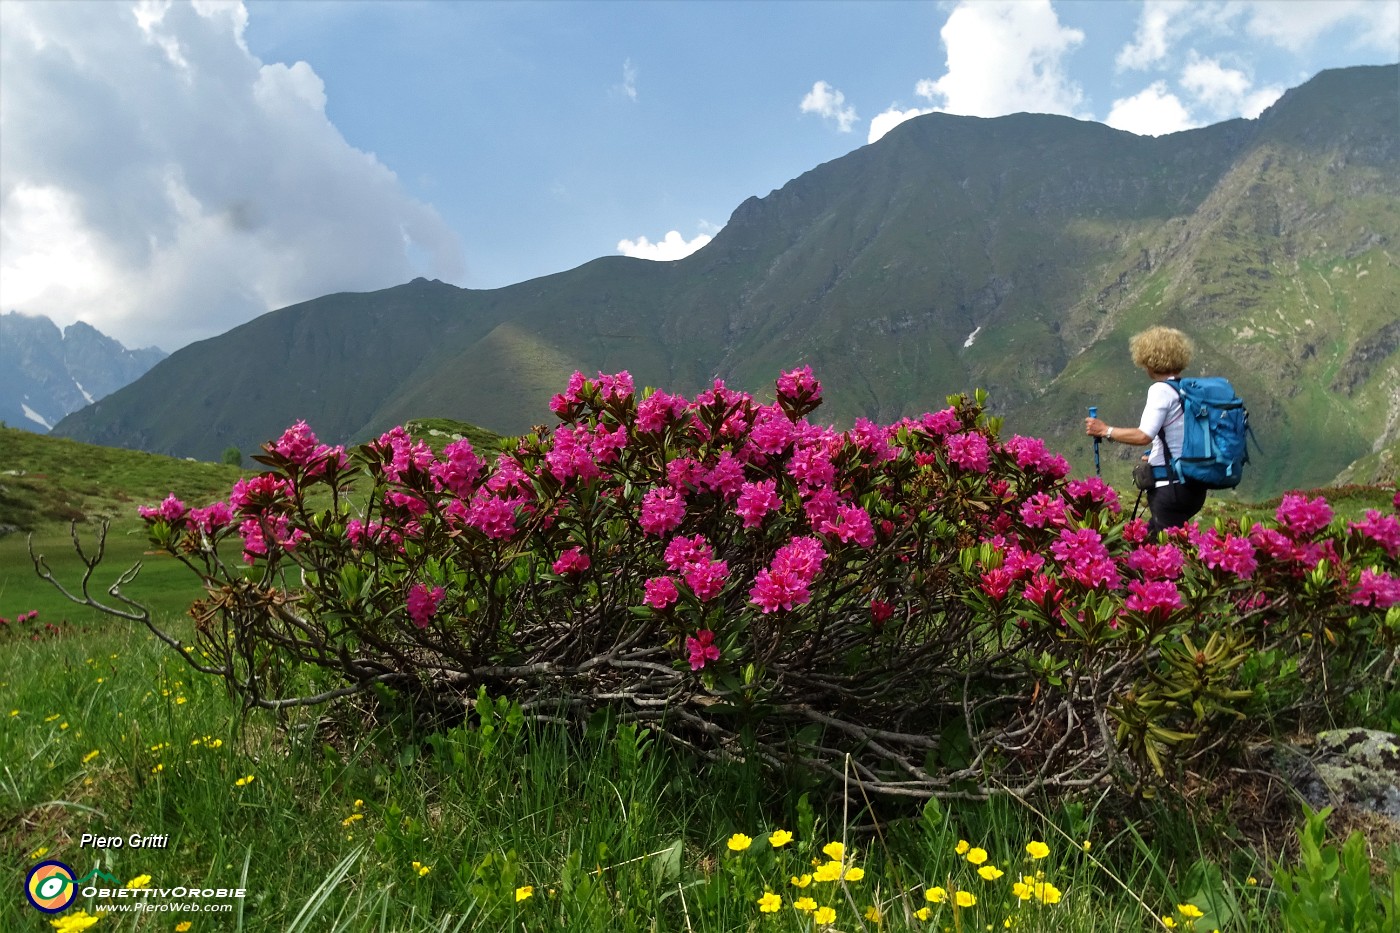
top-left (1287, 728), bottom-right (1400, 821)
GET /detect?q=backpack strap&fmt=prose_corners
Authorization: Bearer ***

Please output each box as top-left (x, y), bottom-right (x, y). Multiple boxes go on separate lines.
top-left (1155, 380), bottom-right (1180, 483)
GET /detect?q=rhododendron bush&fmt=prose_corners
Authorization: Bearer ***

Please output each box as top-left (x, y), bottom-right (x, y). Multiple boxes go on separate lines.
top-left (38, 369), bottom-right (1400, 798)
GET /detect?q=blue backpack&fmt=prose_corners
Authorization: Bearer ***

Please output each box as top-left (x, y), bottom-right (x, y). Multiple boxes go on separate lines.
top-left (1160, 377), bottom-right (1255, 489)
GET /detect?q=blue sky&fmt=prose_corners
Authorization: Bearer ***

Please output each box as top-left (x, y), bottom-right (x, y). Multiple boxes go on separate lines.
top-left (2, 0), bottom-right (1396, 350)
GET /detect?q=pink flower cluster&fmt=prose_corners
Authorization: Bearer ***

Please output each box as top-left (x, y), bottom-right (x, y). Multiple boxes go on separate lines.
top-left (138, 494), bottom-right (188, 523)
top-left (776, 365), bottom-right (821, 402)
top-left (1349, 510), bottom-right (1400, 558)
top-left (552, 547), bottom-right (591, 576)
top-left (1124, 580), bottom-right (1183, 618)
top-left (750, 536), bottom-right (827, 613)
top-left (406, 583), bottom-right (445, 628)
top-left (273, 420), bottom-right (348, 473)
top-left (1276, 493), bottom-right (1334, 538)
top-left (684, 629), bottom-right (721, 670)
top-left (1351, 568), bottom-right (1400, 608)
top-left (1049, 527), bottom-right (1120, 590)
top-left (1196, 529), bottom-right (1258, 580)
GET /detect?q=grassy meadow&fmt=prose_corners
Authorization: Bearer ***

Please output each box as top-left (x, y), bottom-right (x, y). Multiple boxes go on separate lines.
top-left (2, 426), bottom-right (1395, 931)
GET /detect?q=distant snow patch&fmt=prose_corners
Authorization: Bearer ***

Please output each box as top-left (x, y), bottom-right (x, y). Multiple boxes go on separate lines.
top-left (963, 326), bottom-right (982, 349)
top-left (74, 380), bottom-right (95, 404)
top-left (22, 404), bottom-right (52, 430)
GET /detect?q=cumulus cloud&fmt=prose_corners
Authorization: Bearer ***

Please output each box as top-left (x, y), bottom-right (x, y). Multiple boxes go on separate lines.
top-left (1234, 0), bottom-right (1400, 53)
top-left (1180, 54), bottom-right (1284, 119)
top-left (0, 0), bottom-right (464, 350)
top-left (915, 0), bottom-right (1089, 119)
top-left (1105, 81), bottom-right (1198, 136)
top-left (867, 106), bottom-right (935, 145)
top-left (617, 229), bottom-right (712, 261)
top-left (799, 81), bottom-right (858, 133)
top-left (1116, 0), bottom-right (1195, 71)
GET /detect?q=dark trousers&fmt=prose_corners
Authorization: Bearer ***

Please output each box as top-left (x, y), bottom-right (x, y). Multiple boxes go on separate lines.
top-left (1146, 482), bottom-right (1208, 536)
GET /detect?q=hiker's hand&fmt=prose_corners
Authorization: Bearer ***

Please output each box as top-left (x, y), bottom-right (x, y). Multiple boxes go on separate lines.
top-left (1084, 417), bottom-right (1107, 438)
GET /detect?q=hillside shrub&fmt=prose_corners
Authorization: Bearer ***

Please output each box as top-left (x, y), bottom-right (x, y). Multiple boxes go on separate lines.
top-left (38, 369), bottom-right (1400, 798)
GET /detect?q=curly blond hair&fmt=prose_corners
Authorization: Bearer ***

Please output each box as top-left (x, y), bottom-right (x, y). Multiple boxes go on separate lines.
top-left (1129, 326), bottom-right (1194, 375)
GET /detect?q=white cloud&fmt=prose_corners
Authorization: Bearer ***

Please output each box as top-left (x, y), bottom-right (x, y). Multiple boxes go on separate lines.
top-left (1180, 54), bottom-right (1284, 119)
top-left (1116, 0), bottom-right (1194, 71)
top-left (617, 230), bottom-right (712, 261)
top-left (620, 57), bottom-right (638, 102)
top-left (867, 106), bottom-right (934, 144)
top-left (1105, 81), bottom-right (1199, 136)
top-left (1232, 0), bottom-right (1400, 54)
top-left (0, 0), bottom-right (464, 350)
top-left (916, 0), bottom-right (1089, 119)
top-left (799, 80), bottom-right (858, 133)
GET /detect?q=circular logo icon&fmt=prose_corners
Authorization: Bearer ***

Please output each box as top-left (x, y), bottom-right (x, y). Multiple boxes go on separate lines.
top-left (26, 860), bottom-right (77, 913)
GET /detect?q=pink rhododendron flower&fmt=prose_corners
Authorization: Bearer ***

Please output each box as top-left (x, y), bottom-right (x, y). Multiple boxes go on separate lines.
top-left (636, 389), bottom-right (687, 433)
top-left (1126, 543), bottom-right (1186, 581)
top-left (1023, 572), bottom-right (1064, 609)
top-left (1122, 518), bottom-right (1150, 544)
top-left (685, 629), bottom-right (722, 670)
top-left (1050, 527), bottom-right (1111, 567)
top-left (1066, 476), bottom-right (1122, 514)
top-left (406, 584), bottom-right (445, 628)
top-left (546, 424), bottom-right (602, 483)
top-left (665, 534), bottom-right (714, 571)
top-left (1351, 568), bottom-right (1400, 608)
top-left (589, 424), bottom-right (628, 465)
top-left (802, 486), bottom-right (843, 529)
top-left (238, 518), bottom-right (267, 564)
top-left (187, 501), bottom-right (234, 534)
top-left (384, 491), bottom-right (428, 517)
top-left (273, 420), bottom-right (320, 464)
top-left (666, 457), bottom-right (705, 490)
top-left (788, 440), bottom-right (836, 488)
top-left (946, 432), bottom-right (991, 473)
top-left (1003, 546), bottom-right (1045, 579)
top-left (1065, 557), bottom-right (1122, 590)
top-left (466, 492), bottom-right (523, 540)
top-left (819, 504), bottom-right (876, 548)
top-left (643, 576), bottom-right (680, 610)
top-left (979, 567), bottom-right (1016, 601)
top-left (1349, 510), bottom-right (1400, 558)
top-left (552, 547), bottom-right (591, 575)
top-left (735, 480), bottom-right (781, 528)
top-left (1198, 531), bottom-right (1258, 580)
top-left (702, 452), bottom-right (747, 499)
top-left (1020, 493), bottom-right (1068, 529)
top-left (682, 559), bottom-right (729, 602)
top-left (1249, 525), bottom-right (1296, 561)
top-left (869, 599), bottom-right (895, 625)
top-left (485, 455), bottom-right (531, 493)
top-left (1276, 493), bottom-right (1334, 538)
top-left (640, 487), bottom-right (686, 536)
top-left (431, 439), bottom-right (483, 497)
top-left (595, 370), bottom-right (634, 402)
top-left (850, 418), bottom-right (894, 460)
top-left (139, 494), bottom-right (188, 523)
top-left (749, 536), bottom-right (827, 613)
top-left (1124, 580), bottom-right (1182, 617)
top-left (919, 408), bottom-right (959, 435)
top-left (776, 365), bottom-right (821, 402)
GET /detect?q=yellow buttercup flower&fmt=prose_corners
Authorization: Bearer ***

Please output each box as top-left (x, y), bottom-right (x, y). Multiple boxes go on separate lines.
top-left (50, 909), bottom-right (104, 931)
top-left (790, 873), bottom-right (812, 888)
top-left (844, 866), bottom-right (865, 882)
top-left (1178, 904), bottom-right (1204, 919)
top-left (82, 749), bottom-right (100, 764)
top-left (977, 865), bottom-right (1004, 880)
top-left (925, 886), bottom-right (948, 903)
top-left (1026, 840), bottom-right (1050, 860)
top-left (411, 861), bottom-right (431, 877)
top-left (813, 860), bottom-right (843, 882)
top-left (341, 813), bottom-right (363, 826)
top-left (176, 923), bottom-right (193, 932)
top-left (727, 833), bottom-right (753, 851)
top-left (1162, 918), bottom-right (1177, 929)
top-left (914, 906), bottom-right (931, 921)
top-left (813, 905), bottom-right (837, 925)
top-left (126, 874), bottom-right (152, 889)
top-left (965, 847), bottom-right (988, 865)
top-left (793, 896), bottom-right (817, 912)
top-left (234, 774), bottom-right (254, 787)
top-left (757, 891), bottom-right (782, 913)
top-left (515, 885), bottom-right (534, 902)
top-left (822, 841), bottom-right (845, 860)
top-left (955, 839), bottom-right (970, 855)
top-left (1081, 840), bottom-right (1092, 852)
top-left (863, 904), bottom-right (881, 922)
top-left (769, 828), bottom-right (794, 848)
top-left (955, 890), bottom-right (976, 908)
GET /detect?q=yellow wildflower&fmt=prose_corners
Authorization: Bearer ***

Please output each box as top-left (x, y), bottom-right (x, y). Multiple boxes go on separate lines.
top-left (769, 829), bottom-right (793, 848)
top-left (83, 749), bottom-right (102, 765)
top-left (411, 861), bottom-right (431, 877)
top-left (176, 923), bottom-right (192, 932)
top-left (727, 833), bottom-right (753, 851)
top-left (790, 873), bottom-right (812, 888)
top-left (151, 763), bottom-right (163, 774)
top-left (845, 866), bottom-right (865, 882)
top-left (515, 885), bottom-right (533, 902)
top-left (965, 847), bottom-right (988, 865)
top-left (757, 891), bottom-right (782, 913)
top-left (955, 839), bottom-right (970, 855)
top-left (813, 860), bottom-right (843, 882)
top-left (1178, 905), bottom-right (1204, 919)
top-left (1082, 840), bottom-right (1092, 852)
top-left (914, 906), bottom-right (931, 921)
top-left (50, 909), bottom-right (104, 931)
top-left (341, 813), bottom-right (364, 826)
top-left (977, 865), bottom-right (1004, 881)
top-left (793, 896), bottom-right (817, 912)
top-left (1162, 918), bottom-right (1177, 929)
top-left (30, 846), bottom-right (49, 859)
top-left (955, 890), bottom-right (976, 908)
top-left (126, 874), bottom-right (152, 889)
top-left (925, 886), bottom-right (948, 903)
top-left (864, 904), bottom-right (882, 922)
top-left (234, 774), bottom-right (254, 787)
top-left (45, 713), bottom-right (60, 722)
top-left (822, 841), bottom-right (845, 860)
top-left (1026, 841), bottom-right (1050, 859)
top-left (813, 906), bottom-right (837, 925)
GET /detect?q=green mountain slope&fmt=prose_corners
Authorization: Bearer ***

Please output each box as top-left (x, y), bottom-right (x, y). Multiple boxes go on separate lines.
top-left (52, 65), bottom-right (1398, 498)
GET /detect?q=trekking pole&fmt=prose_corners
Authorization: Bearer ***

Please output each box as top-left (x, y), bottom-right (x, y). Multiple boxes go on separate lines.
top-left (1088, 406), bottom-right (1100, 476)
